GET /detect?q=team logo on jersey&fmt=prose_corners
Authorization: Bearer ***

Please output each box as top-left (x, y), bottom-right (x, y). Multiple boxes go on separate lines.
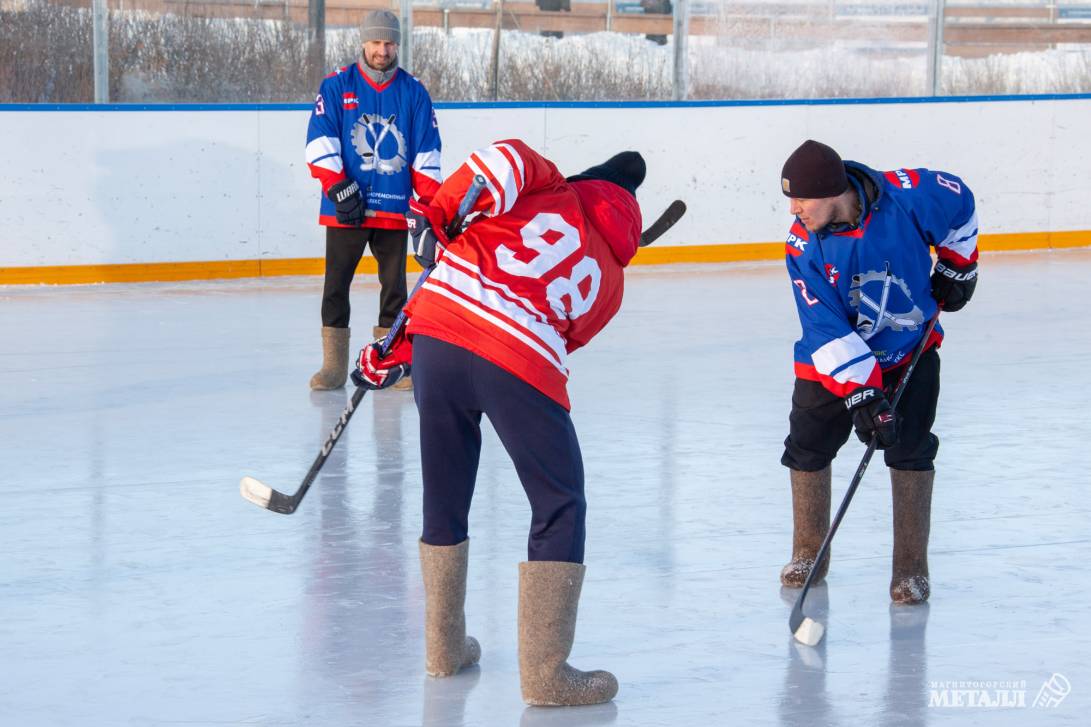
top-left (825, 264), bottom-right (840, 286)
top-left (342, 92), bottom-right (359, 110)
top-left (884, 168), bottom-right (920, 190)
top-left (848, 269), bottom-right (924, 340)
top-left (351, 112), bottom-right (408, 175)
top-left (785, 222), bottom-right (809, 257)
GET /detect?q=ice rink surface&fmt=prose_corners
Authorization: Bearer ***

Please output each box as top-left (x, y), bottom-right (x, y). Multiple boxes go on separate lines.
top-left (2, 251), bottom-right (1088, 726)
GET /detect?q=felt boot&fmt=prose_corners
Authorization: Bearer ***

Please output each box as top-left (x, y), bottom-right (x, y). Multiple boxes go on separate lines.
top-left (309, 326), bottom-right (349, 390)
top-left (518, 561), bottom-right (618, 706)
top-left (890, 469), bottom-right (934, 604)
top-left (780, 466), bottom-right (832, 587)
top-left (419, 539), bottom-right (481, 677)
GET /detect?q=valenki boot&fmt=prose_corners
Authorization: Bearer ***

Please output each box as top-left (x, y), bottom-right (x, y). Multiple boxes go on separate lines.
top-left (419, 539), bottom-right (481, 677)
top-left (309, 326), bottom-right (350, 390)
top-left (780, 466), bottom-right (832, 587)
top-left (890, 468), bottom-right (934, 604)
top-left (373, 325), bottom-right (413, 391)
top-left (518, 561), bottom-right (618, 706)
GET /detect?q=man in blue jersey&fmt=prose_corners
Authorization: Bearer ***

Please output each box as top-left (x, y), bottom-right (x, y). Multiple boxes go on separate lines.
top-left (777, 140), bottom-right (979, 604)
top-left (305, 10), bottom-right (442, 391)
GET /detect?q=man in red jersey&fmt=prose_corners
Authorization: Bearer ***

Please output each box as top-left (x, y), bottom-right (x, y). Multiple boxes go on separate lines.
top-left (355, 139), bottom-right (645, 706)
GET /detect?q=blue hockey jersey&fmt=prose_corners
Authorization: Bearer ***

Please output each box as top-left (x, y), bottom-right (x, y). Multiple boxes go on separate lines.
top-left (786, 162), bottom-right (978, 397)
top-left (305, 63), bottom-right (442, 230)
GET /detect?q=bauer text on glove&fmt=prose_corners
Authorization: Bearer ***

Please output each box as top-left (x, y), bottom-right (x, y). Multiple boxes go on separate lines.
top-left (931, 260), bottom-right (977, 312)
top-left (845, 386), bottom-right (899, 448)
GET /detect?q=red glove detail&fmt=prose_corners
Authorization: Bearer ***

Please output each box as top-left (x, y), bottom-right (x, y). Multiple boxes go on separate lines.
top-left (353, 327), bottom-right (413, 389)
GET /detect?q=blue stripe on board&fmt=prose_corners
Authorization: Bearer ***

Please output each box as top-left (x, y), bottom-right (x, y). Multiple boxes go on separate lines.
top-left (2, 93), bottom-right (1091, 112)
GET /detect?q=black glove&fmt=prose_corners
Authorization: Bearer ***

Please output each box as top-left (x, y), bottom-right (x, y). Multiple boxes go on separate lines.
top-left (844, 386), bottom-right (899, 448)
top-left (931, 259), bottom-right (977, 312)
top-left (327, 179), bottom-right (366, 227)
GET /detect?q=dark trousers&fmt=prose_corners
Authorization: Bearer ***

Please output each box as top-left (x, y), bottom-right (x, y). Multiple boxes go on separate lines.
top-left (782, 348), bottom-right (941, 472)
top-left (320, 226), bottom-right (408, 329)
top-left (413, 335), bottom-right (587, 563)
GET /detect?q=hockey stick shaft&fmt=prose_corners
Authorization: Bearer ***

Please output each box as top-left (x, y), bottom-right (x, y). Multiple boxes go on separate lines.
top-left (243, 175), bottom-right (488, 514)
top-left (297, 174), bottom-right (488, 488)
top-left (790, 310), bottom-right (940, 636)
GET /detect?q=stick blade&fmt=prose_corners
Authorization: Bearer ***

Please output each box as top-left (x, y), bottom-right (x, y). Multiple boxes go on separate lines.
top-left (240, 476), bottom-right (300, 515)
top-left (790, 605), bottom-right (827, 646)
top-left (789, 593), bottom-right (828, 646)
top-left (639, 200), bottom-right (687, 247)
top-left (793, 617), bottom-right (826, 646)
top-left (240, 476), bottom-right (273, 509)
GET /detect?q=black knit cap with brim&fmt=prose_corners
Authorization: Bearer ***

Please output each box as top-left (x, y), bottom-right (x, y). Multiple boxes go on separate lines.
top-left (780, 140), bottom-right (848, 199)
top-left (567, 151), bottom-right (646, 197)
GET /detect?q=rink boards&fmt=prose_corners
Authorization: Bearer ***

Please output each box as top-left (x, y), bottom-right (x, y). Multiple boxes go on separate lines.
top-left (1, 94), bottom-right (1089, 284)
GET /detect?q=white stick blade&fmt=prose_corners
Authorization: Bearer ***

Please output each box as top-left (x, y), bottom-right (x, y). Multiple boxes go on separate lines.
top-left (793, 616), bottom-right (826, 646)
top-left (240, 476), bottom-right (273, 508)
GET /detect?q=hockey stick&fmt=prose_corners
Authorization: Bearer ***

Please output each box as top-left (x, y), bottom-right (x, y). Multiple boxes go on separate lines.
top-left (640, 199), bottom-right (687, 247)
top-left (789, 309), bottom-right (940, 645)
top-left (240, 175), bottom-right (489, 515)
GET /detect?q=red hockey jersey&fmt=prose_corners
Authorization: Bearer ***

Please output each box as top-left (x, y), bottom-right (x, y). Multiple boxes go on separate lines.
top-left (404, 139), bottom-right (643, 410)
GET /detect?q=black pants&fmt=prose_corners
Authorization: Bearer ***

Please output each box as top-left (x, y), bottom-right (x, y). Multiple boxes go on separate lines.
top-left (413, 335), bottom-right (587, 563)
top-left (782, 348), bottom-right (941, 472)
top-left (320, 226), bottom-right (408, 329)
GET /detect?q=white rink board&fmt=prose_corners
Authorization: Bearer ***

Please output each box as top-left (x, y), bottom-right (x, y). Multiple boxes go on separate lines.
top-left (1, 98), bottom-right (1089, 267)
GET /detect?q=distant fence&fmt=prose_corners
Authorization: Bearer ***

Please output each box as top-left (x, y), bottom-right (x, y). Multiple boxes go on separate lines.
top-left (72, 0), bottom-right (1091, 56)
top-left (12, 0), bottom-right (1091, 103)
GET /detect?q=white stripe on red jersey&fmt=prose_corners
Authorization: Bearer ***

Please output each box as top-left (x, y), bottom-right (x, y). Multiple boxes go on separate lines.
top-left (428, 252), bottom-right (569, 372)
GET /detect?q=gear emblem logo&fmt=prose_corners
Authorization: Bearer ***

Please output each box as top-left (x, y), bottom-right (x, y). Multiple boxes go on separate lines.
top-left (849, 268), bottom-right (924, 339)
top-left (351, 113), bottom-right (407, 175)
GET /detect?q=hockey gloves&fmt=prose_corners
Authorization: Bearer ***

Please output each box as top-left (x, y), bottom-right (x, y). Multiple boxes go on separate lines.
top-left (327, 179), bottom-right (367, 227)
top-left (352, 326), bottom-right (413, 390)
top-left (407, 199), bottom-right (451, 268)
top-left (931, 259), bottom-right (977, 312)
top-left (845, 386), bottom-right (899, 448)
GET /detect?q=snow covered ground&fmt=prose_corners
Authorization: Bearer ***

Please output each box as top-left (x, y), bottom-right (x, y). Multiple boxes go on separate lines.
top-left (1, 250), bottom-right (1089, 724)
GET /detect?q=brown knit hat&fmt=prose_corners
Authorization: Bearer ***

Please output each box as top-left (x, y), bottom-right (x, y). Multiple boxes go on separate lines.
top-left (781, 140), bottom-right (848, 199)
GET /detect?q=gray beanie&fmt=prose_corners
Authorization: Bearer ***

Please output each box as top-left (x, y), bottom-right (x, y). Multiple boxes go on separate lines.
top-left (361, 10), bottom-right (401, 45)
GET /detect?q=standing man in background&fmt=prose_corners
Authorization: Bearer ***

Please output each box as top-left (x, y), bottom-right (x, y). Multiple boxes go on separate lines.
top-left (305, 9), bottom-right (441, 391)
top-left (777, 140), bottom-right (978, 604)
